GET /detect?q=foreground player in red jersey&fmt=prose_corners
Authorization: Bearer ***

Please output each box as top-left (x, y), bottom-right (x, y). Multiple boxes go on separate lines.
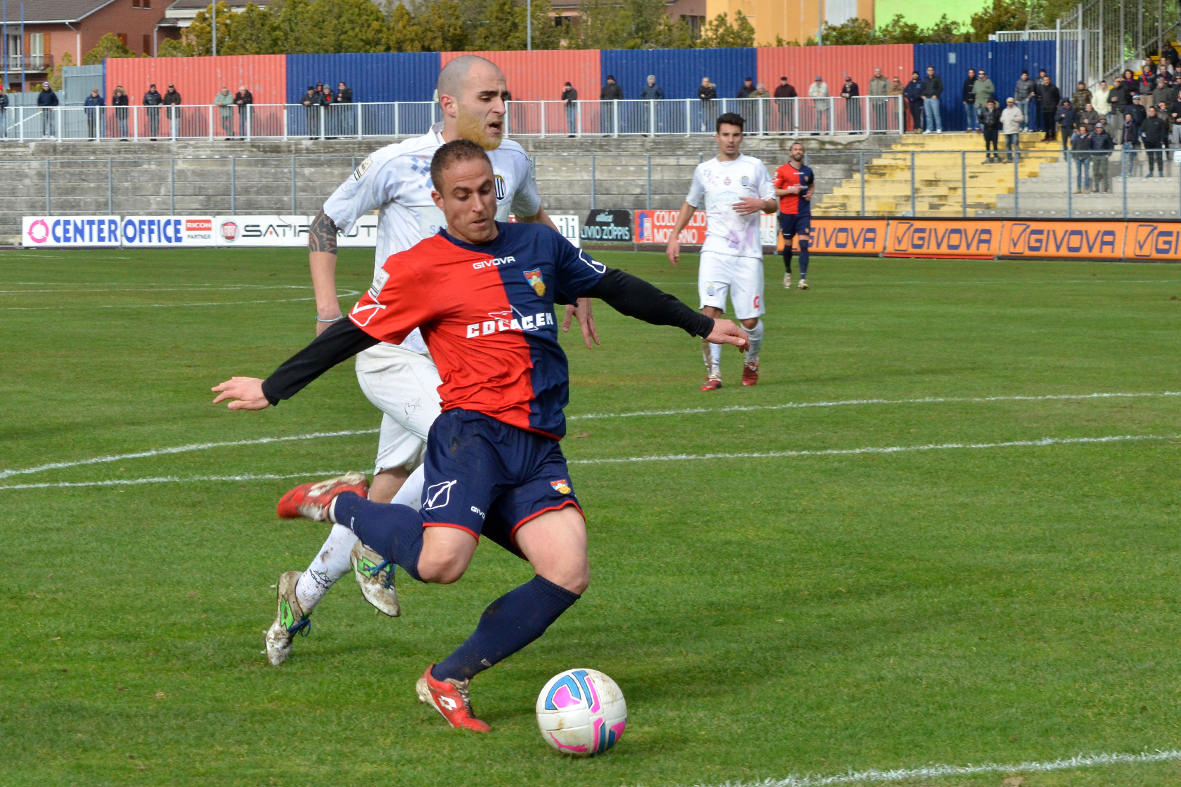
top-left (213, 139), bottom-right (747, 732)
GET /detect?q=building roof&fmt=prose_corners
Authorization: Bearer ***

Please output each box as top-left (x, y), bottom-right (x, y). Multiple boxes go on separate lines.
top-left (168, 0), bottom-right (273, 8)
top-left (3, 0), bottom-right (116, 23)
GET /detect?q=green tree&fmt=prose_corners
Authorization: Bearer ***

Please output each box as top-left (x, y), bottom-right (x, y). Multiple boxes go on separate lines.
top-left (468, 0), bottom-right (561, 50)
top-left (46, 51), bottom-right (72, 91)
top-left (223, 2), bottom-right (280, 54)
top-left (412, 0), bottom-right (469, 52)
top-left (184, 2), bottom-right (234, 56)
top-left (697, 10), bottom-right (755, 48)
top-left (574, 0), bottom-right (673, 49)
top-left (924, 13), bottom-right (966, 43)
top-left (875, 13), bottom-right (924, 44)
top-left (307, 0), bottom-right (388, 52)
top-left (817, 16), bottom-right (874, 45)
top-left (966, 0), bottom-right (1033, 42)
top-left (269, 0), bottom-right (324, 54)
top-left (157, 38), bottom-right (188, 57)
top-left (82, 33), bottom-right (138, 65)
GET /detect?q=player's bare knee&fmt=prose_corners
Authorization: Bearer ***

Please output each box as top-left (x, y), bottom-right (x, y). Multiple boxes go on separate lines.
top-left (740, 317), bottom-right (759, 330)
top-left (416, 552), bottom-right (469, 584)
top-left (540, 563), bottom-right (589, 595)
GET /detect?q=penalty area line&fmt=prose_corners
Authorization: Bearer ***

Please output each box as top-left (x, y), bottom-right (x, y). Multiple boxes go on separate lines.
top-left (700, 748), bottom-right (1181, 787)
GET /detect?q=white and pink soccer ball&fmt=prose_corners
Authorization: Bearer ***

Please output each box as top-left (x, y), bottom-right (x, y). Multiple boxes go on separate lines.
top-left (535, 668), bottom-right (627, 756)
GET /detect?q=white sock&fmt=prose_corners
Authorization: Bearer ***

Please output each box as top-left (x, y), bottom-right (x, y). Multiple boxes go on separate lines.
top-left (743, 320), bottom-right (764, 364)
top-left (702, 339), bottom-right (722, 376)
top-left (294, 524), bottom-right (356, 611)
top-left (391, 464), bottom-right (425, 510)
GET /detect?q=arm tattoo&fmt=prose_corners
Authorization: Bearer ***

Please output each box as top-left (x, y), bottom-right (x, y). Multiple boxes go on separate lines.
top-left (309, 211), bottom-right (338, 254)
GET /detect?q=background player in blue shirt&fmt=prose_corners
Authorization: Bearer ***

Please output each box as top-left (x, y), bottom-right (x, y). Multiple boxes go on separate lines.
top-left (213, 140), bottom-right (748, 732)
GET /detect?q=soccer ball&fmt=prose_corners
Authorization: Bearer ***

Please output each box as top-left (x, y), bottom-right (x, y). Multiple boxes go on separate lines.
top-left (535, 668), bottom-right (627, 756)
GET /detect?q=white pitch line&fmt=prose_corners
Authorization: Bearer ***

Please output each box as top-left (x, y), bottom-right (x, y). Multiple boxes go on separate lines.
top-left (700, 748), bottom-right (1181, 787)
top-left (570, 390), bottom-right (1181, 421)
top-left (0, 434), bottom-right (1175, 491)
top-left (1, 391), bottom-right (1177, 482)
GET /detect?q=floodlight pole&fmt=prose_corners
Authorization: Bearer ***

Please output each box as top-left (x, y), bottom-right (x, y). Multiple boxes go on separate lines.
top-left (527, 0), bottom-right (532, 51)
top-left (212, 2), bottom-right (217, 57)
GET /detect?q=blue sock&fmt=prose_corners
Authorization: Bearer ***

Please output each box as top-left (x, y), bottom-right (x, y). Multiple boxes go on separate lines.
top-left (782, 247), bottom-right (793, 274)
top-left (798, 240), bottom-right (810, 278)
top-left (333, 492), bottom-right (425, 582)
top-left (433, 575), bottom-right (580, 682)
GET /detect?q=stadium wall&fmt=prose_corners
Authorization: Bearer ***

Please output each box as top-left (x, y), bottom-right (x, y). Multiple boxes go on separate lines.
top-left (103, 55), bottom-right (287, 106)
top-left (286, 53), bottom-right (440, 104)
top-left (914, 40), bottom-right (1058, 132)
top-left (443, 49), bottom-right (601, 103)
top-left (757, 44), bottom-right (914, 98)
top-left (599, 48), bottom-right (756, 100)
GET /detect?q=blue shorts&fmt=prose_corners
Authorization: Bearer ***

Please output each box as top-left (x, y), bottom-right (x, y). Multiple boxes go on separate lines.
top-left (419, 408), bottom-right (582, 556)
top-left (778, 213), bottom-right (812, 239)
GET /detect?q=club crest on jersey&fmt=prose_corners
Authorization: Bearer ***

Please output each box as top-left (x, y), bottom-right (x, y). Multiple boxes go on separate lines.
top-left (741, 175), bottom-right (750, 186)
top-left (550, 479), bottom-right (571, 494)
top-left (524, 268), bottom-right (546, 296)
top-left (494, 174), bottom-right (507, 200)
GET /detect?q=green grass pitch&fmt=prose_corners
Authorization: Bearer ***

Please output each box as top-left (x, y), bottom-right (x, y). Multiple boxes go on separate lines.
top-left (1, 247), bottom-right (1178, 786)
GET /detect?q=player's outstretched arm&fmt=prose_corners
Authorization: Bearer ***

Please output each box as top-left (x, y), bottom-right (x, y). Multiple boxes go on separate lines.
top-left (309, 211), bottom-right (342, 335)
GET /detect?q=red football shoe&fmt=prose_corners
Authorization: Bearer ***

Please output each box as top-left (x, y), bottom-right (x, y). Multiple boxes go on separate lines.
top-left (700, 375), bottom-right (723, 391)
top-left (416, 665), bottom-right (491, 732)
top-left (741, 361), bottom-right (759, 386)
top-left (276, 472), bottom-right (368, 521)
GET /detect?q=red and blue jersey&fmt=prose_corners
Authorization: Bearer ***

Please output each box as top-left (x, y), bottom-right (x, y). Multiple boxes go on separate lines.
top-left (774, 162), bottom-right (814, 216)
top-left (348, 221), bottom-right (605, 440)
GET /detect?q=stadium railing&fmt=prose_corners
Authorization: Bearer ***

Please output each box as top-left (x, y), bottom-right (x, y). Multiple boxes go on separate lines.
top-left (0, 96), bottom-right (909, 142)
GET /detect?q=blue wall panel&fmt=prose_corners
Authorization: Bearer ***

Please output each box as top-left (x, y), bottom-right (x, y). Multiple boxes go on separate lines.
top-left (599, 48), bottom-right (757, 101)
top-left (285, 52), bottom-right (440, 104)
top-left (914, 41), bottom-right (1057, 131)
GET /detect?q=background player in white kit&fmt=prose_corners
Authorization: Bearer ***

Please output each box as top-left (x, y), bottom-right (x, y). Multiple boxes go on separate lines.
top-left (665, 112), bottom-right (776, 390)
top-left (263, 55), bottom-right (596, 666)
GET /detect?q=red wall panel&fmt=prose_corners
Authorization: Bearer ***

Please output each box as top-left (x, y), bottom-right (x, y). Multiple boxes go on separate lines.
top-left (440, 49), bottom-right (600, 103)
top-left (757, 44), bottom-right (914, 95)
top-left (104, 55), bottom-right (287, 107)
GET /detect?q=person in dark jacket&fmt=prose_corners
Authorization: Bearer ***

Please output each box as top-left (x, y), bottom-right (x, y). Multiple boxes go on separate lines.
top-left (336, 80), bottom-right (354, 136)
top-left (234, 85), bottom-right (253, 138)
top-left (1069, 124), bottom-right (1093, 192)
top-left (37, 81), bottom-right (59, 137)
top-left (110, 86), bottom-right (129, 140)
top-left (561, 81), bottom-right (578, 136)
top-left (903, 71), bottom-right (924, 132)
top-left (962, 68), bottom-right (979, 131)
top-left (0, 87), bottom-right (8, 138)
top-left (640, 74), bottom-right (664, 135)
top-left (302, 85), bottom-right (324, 138)
top-left (1122, 111), bottom-right (1142, 176)
top-left (979, 97), bottom-right (1001, 162)
top-left (600, 75), bottom-right (623, 134)
top-left (840, 75), bottom-right (861, 132)
top-left (162, 84), bottom-right (181, 138)
top-left (772, 76), bottom-right (796, 133)
top-left (1038, 75), bottom-right (1061, 140)
top-left (1090, 122), bottom-right (1114, 192)
top-left (143, 83), bottom-right (162, 139)
top-left (1056, 100), bottom-right (1076, 150)
top-left (1140, 105), bottom-right (1168, 177)
top-left (921, 65), bottom-right (943, 133)
top-left (84, 88), bottom-right (104, 140)
top-left (697, 76), bottom-right (718, 132)
top-left (1014, 70), bottom-right (1035, 131)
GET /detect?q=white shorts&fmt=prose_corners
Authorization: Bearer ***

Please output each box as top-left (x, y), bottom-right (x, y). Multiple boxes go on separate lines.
top-left (354, 343), bottom-right (443, 475)
top-left (698, 250), bottom-right (765, 320)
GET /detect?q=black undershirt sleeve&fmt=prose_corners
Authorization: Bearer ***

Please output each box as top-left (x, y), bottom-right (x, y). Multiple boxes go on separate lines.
top-left (261, 318), bottom-right (380, 405)
top-left (582, 267), bottom-right (714, 338)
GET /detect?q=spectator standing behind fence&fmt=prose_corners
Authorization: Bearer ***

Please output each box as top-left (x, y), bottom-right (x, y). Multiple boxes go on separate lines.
top-left (234, 85), bottom-right (253, 138)
top-left (84, 88), bottom-right (103, 140)
top-left (1122, 111), bottom-right (1142, 175)
top-left (1056, 100), bottom-right (1075, 150)
top-left (1092, 80), bottom-right (1110, 128)
top-left (111, 86), bottom-right (129, 140)
top-left (868, 67), bottom-right (889, 133)
top-left (1014, 71), bottom-right (1035, 132)
top-left (143, 83), bottom-right (161, 140)
top-left (980, 98), bottom-right (1001, 162)
top-left (698, 77), bottom-right (717, 132)
top-left (336, 81), bottom-right (354, 136)
top-left (1000, 96), bottom-right (1023, 162)
top-left (973, 70), bottom-right (994, 128)
top-left (840, 75), bottom-right (861, 132)
top-left (1038, 75), bottom-right (1060, 140)
top-left (163, 84), bottom-right (181, 138)
top-left (640, 75), bottom-right (663, 136)
top-left (1167, 84), bottom-right (1181, 147)
top-left (961, 68), bottom-right (979, 131)
top-left (302, 85), bottom-right (323, 138)
top-left (215, 87), bottom-right (234, 139)
top-left (322, 87), bottom-right (337, 137)
top-left (773, 76), bottom-right (796, 133)
top-left (1071, 81), bottom-right (1092, 111)
top-left (0, 87), bottom-right (7, 138)
top-left (921, 65), bottom-right (943, 133)
top-left (1140, 105), bottom-right (1168, 177)
top-left (809, 75), bottom-right (830, 133)
top-left (1076, 102), bottom-right (1100, 130)
top-left (1069, 124), bottom-right (1093, 193)
top-left (38, 81), bottom-right (58, 137)
top-left (1090, 122), bottom-right (1114, 192)
top-left (600, 75), bottom-right (622, 134)
top-left (752, 82), bottom-right (770, 134)
top-left (561, 81), bottom-right (578, 137)
top-left (903, 71), bottom-right (923, 132)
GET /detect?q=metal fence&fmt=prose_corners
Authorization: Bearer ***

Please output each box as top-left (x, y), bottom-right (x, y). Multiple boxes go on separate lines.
top-left (0, 95), bottom-right (910, 142)
top-left (10, 147), bottom-right (1181, 223)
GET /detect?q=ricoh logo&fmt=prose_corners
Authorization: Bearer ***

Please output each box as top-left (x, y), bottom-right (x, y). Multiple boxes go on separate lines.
top-left (466, 309), bottom-right (555, 337)
top-left (1129, 223), bottom-right (1181, 258)
top-left (473, 255), bottom-right (516, 270)
top-left (892, 221), bottom-right (993, 252)
top-left (1007, 223), bottom-right (1117, 254)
